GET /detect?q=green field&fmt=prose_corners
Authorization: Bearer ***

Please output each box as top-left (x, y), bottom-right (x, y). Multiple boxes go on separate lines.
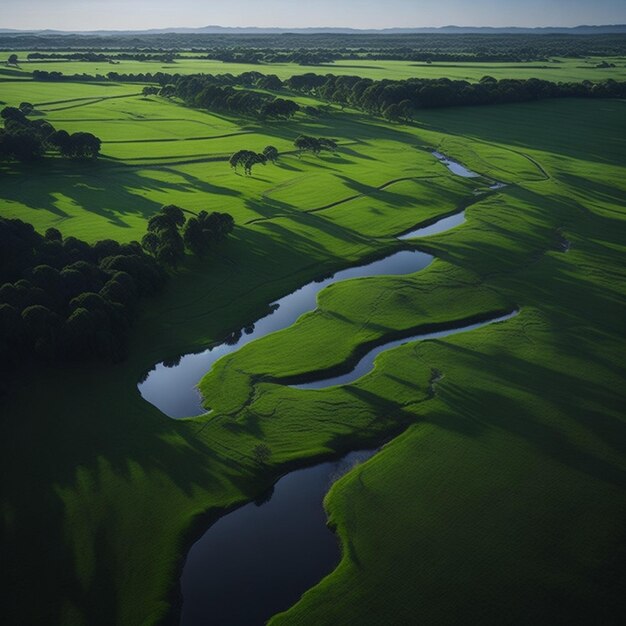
top-left (3, 53), bottom-right (626, 82)
top-left (1, 70), bottom-right (625, 626)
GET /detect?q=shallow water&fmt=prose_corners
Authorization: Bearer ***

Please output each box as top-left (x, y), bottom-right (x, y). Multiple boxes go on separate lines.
top-left (139, 250), bottom-right (432, 418)
top-left (398, 210), bottom-right (466, 239)
top-left (292, 311), bottom-right (518, 390)
top-left (433, 150), bottom-right (481, 178)
top-left (179, 449), bottom-right (376, 626)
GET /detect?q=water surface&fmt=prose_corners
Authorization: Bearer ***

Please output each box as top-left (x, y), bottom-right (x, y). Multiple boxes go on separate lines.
top-left (433, 151), bottom-right (481, 178)
top-left (398, 211), bottom-right (466, 240)
top-left (180, 449), bottom-right (376, 626)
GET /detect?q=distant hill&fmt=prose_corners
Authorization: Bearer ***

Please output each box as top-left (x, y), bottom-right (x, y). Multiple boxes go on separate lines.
top-left (1, 24), bottom-right (626, 36)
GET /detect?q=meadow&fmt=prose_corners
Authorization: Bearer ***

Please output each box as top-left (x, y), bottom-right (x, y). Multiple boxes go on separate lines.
top-left (1, 63), bottom-right (625, 626)
top-left (2, 53), bottom-right (626, 82)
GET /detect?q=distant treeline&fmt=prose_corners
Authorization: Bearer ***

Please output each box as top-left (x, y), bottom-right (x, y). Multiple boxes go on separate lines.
top-left (0, 105), bottom-right (101, 162)
top-left (3, 32), bottom-right (626, 59)
top-left (0, 206), bottom-right (234, 384)
top-left (27, 51), bottom-right (176, 63)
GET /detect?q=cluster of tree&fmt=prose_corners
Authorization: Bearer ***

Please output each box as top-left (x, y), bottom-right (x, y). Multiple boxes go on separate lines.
top-left (175, 75), bottom-right (300, 119)
top-left (181, 211), bottom-right (235, 256)
top-left (284, 73), bottom-right (626, 116)
top-left (294, 135), bottom-right (338, 154)
top-left (0, 217), bottom-right (166, 374)
top-left (0, 106), bottom-right (101, 162)
top-left (4, 32), bottom-right (626, 59)
top-left (229, 146), bottom-right (278, 175)
top-left (141, 205), bottom-right (235, 266)
top-left (0, 205), bottom-right (235, 381)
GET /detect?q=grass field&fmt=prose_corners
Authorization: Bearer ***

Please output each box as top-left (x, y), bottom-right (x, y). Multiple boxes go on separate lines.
top-left (1, 70), bottom-right (625, 626)
top-left (2, 54), bottom-right (626, 82)
top-left (0, 80), bottom-right (480, 241)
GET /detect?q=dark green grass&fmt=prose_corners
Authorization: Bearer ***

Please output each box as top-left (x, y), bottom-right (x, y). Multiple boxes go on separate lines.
top-left (0, 96), bottom-right (625, 626)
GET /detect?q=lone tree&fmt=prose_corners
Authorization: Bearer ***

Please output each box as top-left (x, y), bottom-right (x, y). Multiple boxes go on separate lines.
top-left (263, 145), bottom-right (279, 163)
top-left (7, 54), bottom-right (18, 66)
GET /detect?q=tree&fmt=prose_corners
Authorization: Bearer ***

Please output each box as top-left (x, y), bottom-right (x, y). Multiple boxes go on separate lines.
top-left (48, 130), bottom-right (71, 156)
top-left (294, 135), bottom-right (320, 154)
top-left (263, 145), bottom-right (279, 163)
top-left (160, 205), bottom-right (186, 228)
top-left (156, 240), bottom-right (184, 268)
top-left (243, 152), bottom-right (266, 176)
top-left (68, 132), bottom-right (101, 159)
top-left (383, 103), bottom-right (402, 121)
top-left (294, 135), bottom-right (337, 155)
top-left (22, 304), bottom-right (58, 358)
top-left (229, 149), bottom-right (257, 170)
top-left (7, 54), bottom-right (18, 66)
top-left (19, 102), bottom-right (34, 115)
top-left (318, 138), bottom-right (338, 152)
top-left (159, 84), bottom-right (176, 97)
top-left (141, 232), bottom-right (159, 256)
top-left (182, 218), bottom-right (208, 256)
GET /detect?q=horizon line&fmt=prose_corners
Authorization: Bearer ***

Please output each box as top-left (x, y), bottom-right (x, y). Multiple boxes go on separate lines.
top-left (2, 23), bottom-right (626, 33)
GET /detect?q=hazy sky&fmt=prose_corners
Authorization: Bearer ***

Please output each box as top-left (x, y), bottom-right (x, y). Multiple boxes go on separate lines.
top-left (4, 0), bottom-right (626, 31)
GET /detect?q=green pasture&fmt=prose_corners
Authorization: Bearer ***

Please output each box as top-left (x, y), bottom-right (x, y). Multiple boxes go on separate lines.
top-left (0, 79), bottom-right (483, 240)
top-left (2, 54), bottom-right (626, 82)
top-left (0, 69), bottom-right (625, 626)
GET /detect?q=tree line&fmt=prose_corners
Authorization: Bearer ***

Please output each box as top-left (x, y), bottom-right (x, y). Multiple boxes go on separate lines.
top-left (0, 206), bottom-right (234, 389)
top-left (282, 73), bottom-right (626, 118)
top-left (0, 105), bottom-right (101, 162)
top-left (33, 67), bottom-right (626, 122)
top-left (4, 32), bottom-right (626, 59)
top-left (27, 51), bottom-right (177, 63)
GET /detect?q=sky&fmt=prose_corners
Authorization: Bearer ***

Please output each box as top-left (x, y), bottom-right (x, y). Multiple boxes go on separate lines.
top-left (3, 0), bottom-right (626, 31)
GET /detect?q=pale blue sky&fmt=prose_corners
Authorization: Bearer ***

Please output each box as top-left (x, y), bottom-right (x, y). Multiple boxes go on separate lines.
top-left (3, 0), bottom-right (625, 31)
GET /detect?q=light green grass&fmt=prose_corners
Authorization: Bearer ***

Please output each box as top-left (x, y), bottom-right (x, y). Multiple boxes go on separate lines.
top-left (3, 55), bottom-right (626, 81)
top-left (0, 81), bottom-right (479, 240)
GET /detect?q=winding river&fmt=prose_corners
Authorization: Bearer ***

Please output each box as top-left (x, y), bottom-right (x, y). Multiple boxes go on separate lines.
top-left (139, 249), bottom-right (433, 418)
top-left (138, 152), bottom-right (511, 625)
